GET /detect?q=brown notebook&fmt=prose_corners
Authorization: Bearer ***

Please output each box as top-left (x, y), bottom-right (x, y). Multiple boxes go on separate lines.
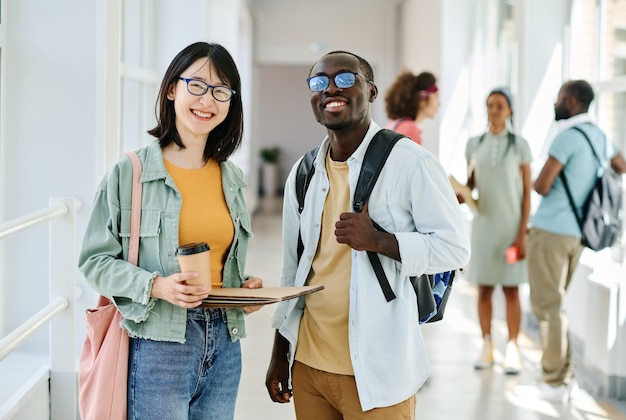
top-left (200, 285), bottom-right (324, 308)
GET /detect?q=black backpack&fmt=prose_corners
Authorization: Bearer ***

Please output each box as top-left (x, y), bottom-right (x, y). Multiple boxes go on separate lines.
top-left (560, 126), bottom-right (623, 251)
top-left (295, 128), bottom-right (457, 323)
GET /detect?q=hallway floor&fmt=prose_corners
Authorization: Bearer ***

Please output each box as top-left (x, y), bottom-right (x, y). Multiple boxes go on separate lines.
top-left (235, 204), bottom-right (626, 420)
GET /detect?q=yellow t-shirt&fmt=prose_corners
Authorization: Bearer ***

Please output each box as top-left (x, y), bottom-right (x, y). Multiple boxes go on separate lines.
top-left (164, 158), bottom-right (234, 288)
top-left (296, 151), bottom-right (353, 375)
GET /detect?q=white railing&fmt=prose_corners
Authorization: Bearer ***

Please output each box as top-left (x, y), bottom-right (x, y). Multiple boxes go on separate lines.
top-left (0, 197), bottom-right (81, 419)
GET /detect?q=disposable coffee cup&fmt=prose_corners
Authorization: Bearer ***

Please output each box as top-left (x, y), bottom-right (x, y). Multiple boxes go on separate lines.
top-left (176, 242), bottom-right (212, 293)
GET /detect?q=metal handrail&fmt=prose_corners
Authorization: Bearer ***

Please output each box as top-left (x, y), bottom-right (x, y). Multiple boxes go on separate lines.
top-left (0, 297), bottom-right (68, 361)
top-left (0, 197), bottom-right (81, 419)
top-left (0, 204), bottom-right (68, 240)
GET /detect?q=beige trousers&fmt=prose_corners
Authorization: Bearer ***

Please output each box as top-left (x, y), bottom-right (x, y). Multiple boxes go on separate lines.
top-left (527, 227), bottom-right (583, 386)
top-left (292, 361), bottom-right (416, 420)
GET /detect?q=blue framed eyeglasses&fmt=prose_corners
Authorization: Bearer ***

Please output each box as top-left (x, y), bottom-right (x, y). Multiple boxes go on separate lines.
top-left (306, 72), bottom-right (372, 92)
top-left (178, 77), bottom-right (236, 102)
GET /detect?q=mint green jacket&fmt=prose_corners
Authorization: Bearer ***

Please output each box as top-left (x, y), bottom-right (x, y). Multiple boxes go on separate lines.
top-left (78, 142), bottom-right (253, 342)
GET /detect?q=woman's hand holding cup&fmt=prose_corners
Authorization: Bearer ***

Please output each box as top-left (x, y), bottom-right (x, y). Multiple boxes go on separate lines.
top-left (151, 272), bottom-right (210, 308)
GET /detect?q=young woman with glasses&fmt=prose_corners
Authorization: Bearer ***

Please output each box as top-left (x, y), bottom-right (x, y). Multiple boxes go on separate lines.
top-left (79, 42), bottom-right (263, 418)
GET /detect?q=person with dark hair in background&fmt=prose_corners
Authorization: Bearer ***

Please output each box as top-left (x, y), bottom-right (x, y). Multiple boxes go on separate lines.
top-left (463, 87), bottom-right (532, 375)
top-left (384, 71), bottom-right (440, 144)
top-left (515, 80), bottom-right (626, 402)
top-left (265, 50), bottom-right (470, 419)
top-left (79, 42), bottom-right (263, 418)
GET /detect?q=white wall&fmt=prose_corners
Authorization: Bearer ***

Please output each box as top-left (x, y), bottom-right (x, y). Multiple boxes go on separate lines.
top-left (398, 0), bottom-right (444, 156)
top-left (250, 0), bottom-right (402, 189)
top-left (517, 0), bottom-right (569, 171)
top-left (256, 64), bottom-right (327, 185)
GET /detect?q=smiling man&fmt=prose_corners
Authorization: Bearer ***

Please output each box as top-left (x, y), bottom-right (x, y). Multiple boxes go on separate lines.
top-left (264, 51), bottom-right (470, 419)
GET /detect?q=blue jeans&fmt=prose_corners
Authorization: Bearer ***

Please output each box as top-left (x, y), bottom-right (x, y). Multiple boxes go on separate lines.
top-left (128, 308), bottom-right (242, 419)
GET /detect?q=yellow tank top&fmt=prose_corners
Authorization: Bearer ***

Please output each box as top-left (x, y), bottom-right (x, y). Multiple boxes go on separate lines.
top-left (164, 158), bottom-right (234, 288)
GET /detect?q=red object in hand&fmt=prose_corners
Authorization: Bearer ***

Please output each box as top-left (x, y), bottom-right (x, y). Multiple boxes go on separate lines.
top-left (505, 246), bottom-right (519, 264)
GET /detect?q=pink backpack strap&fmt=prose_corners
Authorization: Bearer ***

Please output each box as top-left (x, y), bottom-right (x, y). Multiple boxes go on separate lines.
top-left (124, 152), bottom-right (142, 266)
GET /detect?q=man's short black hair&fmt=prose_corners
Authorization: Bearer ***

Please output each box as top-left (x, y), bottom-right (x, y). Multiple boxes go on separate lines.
top-left (565, 80), bottom-right (594, 110)
top-left (309, 51), bottom-right (374, 83)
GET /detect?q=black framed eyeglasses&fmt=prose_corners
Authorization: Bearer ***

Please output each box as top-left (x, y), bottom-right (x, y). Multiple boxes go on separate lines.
top-left (306, 72), bottom-right (372, 92)
top-left (178, 77), bottom-right (236, 102)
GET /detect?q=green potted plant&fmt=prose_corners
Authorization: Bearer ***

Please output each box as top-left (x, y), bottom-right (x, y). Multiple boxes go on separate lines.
top-left (260, 146), bottom-right (281, 164)
top-left (260, 146), bottom-right (282, 198)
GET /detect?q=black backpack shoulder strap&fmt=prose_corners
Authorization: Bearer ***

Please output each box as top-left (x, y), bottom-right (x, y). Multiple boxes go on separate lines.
top-left (559, 126), bottom-right (598, 230)
top-left (478, 131), bottom-right (516, 157)
top-left (295, 130), bottom-right (404, 300)
top-left (471, 133), bottom-right (487, 156)
top-left (572, 125), bottom-right (603, 166)
top-left (296, 147), bottom-right (319, 214)
top-left (507, 131), bottom-right (516, 142)
top-left (355, 129), bottom-right (404, 302)
top-left (353, 129), bottom-right (405, 213)
top-left (295, 146), bottom-right (319, 263)
top-left (506, 131), bottom-right (516, 157)
top-left (476, 131), bottom-right (516, 157)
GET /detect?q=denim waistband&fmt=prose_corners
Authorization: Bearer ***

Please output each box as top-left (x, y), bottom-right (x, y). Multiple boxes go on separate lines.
top-left (187, 307), bottom-right (226, 322)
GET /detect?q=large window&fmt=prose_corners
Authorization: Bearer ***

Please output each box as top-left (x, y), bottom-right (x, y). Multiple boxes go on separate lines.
top-left (0, 0), bottom-right (5, 208)
top-left (121, 0), bottom-right (160, 151)
top-left (571, 0), bottom-right (626, 257)
top-left (0, 0), bottom-right (5, 335)
top-left (570, 0), bottom-right (626, 147)
top-left (597, 1), bottom-right (626, 152)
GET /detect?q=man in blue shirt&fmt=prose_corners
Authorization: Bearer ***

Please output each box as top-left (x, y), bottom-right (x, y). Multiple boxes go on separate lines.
top-left (264, 51), bottom-right (470, 419)
top-left (516, 80), bottom-right (626, 403)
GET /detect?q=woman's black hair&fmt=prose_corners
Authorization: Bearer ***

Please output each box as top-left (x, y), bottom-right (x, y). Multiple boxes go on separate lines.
top-left (148, 42), bottom-right (244, 163)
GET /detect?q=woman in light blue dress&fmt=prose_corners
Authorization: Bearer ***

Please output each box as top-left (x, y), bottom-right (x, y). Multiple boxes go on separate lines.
top-left (464, 87), bottom-right (532, 374)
